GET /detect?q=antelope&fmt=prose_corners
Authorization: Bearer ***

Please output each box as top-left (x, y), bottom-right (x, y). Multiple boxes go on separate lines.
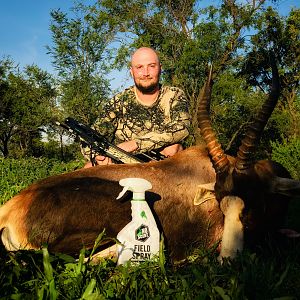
top-left (0, 61), bottom-right (299, 262)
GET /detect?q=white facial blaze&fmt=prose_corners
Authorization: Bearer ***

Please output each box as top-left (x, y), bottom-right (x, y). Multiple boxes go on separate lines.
top-left (219, 196), bottom-right (245, 260)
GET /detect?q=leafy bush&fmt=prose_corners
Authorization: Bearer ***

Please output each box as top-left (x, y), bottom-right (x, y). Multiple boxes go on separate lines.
top-left (271, 137), bottom-right (300, 180)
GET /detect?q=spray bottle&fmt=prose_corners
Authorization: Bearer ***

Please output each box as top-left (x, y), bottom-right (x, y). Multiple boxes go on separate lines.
top-left (116, 177), bottom-right (160, 265)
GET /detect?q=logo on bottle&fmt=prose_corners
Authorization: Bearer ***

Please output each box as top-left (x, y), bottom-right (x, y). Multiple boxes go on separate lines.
top-left (135, 224), bottom-right (150, 242)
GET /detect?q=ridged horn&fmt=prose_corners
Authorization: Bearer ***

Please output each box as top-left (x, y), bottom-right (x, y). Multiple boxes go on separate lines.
top-left (235, 55), bottom-right (280, 173)
top-left (198, 65), bottom-right (230, 173)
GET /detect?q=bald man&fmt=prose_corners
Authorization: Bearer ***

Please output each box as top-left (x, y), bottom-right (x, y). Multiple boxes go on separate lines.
top-left (83, 47), bottom-right (191, 167)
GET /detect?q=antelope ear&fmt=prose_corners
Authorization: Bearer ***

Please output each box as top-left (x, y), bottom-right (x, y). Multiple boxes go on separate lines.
top-left (194, 182), bottom-right (216, 205)
top-left (271, 177), bottom-right (300, 196)
top-left (198, 182), bottom-right (215, 191)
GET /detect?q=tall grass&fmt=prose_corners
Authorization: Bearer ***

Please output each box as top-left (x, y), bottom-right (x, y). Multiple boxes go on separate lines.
top-left (1, 240), bottom-right (300, 299)
top-left (0, 157), bottom-right (84, 205)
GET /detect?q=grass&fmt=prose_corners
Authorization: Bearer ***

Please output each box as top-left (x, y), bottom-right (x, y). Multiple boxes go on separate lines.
top-left (0, 157), bottom-right (84, 205)
top-left (1, 238), bottom-right (300, 299)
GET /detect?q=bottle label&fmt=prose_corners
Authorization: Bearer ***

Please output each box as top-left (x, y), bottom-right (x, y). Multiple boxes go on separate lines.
top-left (135, 224), bottom-right (150, 242)
top-left (132, 244), bottom-right (152, 261)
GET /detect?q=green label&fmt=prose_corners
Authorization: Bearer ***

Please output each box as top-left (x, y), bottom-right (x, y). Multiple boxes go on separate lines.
top-left (140, 211), bottom-right (147, 219)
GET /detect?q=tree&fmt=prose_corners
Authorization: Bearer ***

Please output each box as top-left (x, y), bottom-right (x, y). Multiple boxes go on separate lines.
top-left (239, 7), bottom-right (300, 157)
top-left (0, 58), bottom-right (13, 157)
top-left (47, 3), bottom-right (113, 125)
top-left (98, 0), bottom-right (270, 88)
top-left (0, 59), bottom-right (57, 157)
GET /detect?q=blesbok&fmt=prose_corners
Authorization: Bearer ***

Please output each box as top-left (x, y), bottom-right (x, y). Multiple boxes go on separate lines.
top-left (0, 61), bottom-right (299, 262)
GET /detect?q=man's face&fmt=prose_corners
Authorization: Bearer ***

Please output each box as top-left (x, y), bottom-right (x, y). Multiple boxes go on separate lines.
top-left (130, 49), bottom-right (161, 93)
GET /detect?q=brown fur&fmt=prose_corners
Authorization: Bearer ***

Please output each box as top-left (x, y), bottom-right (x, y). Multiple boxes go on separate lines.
top-left (0, 146), bottom-right (223, 260)
top-left (0, 145), bottom-right (296, 260)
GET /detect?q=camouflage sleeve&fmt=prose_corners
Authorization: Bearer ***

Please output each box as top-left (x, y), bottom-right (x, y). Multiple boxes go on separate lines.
top-left (134, 89), bottom-right (191, 152)
top-left (80, 96), bottom-right (119, 160)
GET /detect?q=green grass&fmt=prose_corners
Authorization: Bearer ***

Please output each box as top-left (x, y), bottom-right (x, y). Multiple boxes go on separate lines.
top-left (0, 158), bottom-right (300, 299)
top-left (0, 157), bottom-right (84, 205)
top-left (1, 240), bottom-right (300, 299)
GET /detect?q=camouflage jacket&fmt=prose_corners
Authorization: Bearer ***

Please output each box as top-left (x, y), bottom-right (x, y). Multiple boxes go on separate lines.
top-left (82, 85), bottom-right (191, 158)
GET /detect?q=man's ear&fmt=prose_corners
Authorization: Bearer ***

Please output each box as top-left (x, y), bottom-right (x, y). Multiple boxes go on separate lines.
top-left (129, 67), bottom-right (133, 77)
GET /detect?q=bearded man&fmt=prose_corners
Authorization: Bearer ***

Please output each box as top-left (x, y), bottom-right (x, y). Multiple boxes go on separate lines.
top-left (83, 47), bottom-right (191, 167)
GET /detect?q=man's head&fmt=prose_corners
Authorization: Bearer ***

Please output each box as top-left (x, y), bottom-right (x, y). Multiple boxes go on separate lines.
top-left (130, 47), bottom-right (161, 94)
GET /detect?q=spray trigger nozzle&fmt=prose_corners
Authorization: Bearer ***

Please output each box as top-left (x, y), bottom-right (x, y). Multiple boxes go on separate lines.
top-left (116, 178), bottom-right (152, 201)
top-left (117, 186), bottom-right (129, 200)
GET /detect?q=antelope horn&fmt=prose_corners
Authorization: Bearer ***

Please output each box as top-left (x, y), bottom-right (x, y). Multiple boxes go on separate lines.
top-left (198, 65), bottom-right (230, 173)
top-left (235, 54), bottom-right (280, 173)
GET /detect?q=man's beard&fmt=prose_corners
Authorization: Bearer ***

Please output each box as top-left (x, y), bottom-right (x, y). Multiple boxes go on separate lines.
top-left (134, 79), bottom-right (159, 94)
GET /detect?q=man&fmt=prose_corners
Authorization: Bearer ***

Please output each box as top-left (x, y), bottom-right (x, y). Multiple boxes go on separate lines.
top-left (83, 47), bottom-right (191, 167)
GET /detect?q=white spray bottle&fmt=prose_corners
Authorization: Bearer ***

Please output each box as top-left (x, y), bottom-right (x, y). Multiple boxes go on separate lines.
top-left (116, 178), bottom-right (160, 265)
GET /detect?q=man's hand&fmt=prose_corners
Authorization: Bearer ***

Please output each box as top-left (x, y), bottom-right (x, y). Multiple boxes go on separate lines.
top-left (160, 144), bottom-right (183, 157)
top-left (84, 155), bottom-right (112, 168)
top-left (117, 140), bottom-right (138, 152)
top-left (84, 140), bottom-right (138, 168)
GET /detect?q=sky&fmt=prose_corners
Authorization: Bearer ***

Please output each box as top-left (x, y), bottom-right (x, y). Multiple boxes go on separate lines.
top-left (0, 0), bottom-right (299, 91)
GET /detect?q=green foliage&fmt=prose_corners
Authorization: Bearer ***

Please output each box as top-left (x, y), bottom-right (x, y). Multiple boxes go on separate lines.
top-left (240, 7), bottom-right (300, 140)
top-left (271, 137), bottom-right (300, 180)
top-left (48, 4), bottom-right (112, 124)
top-left (0, 157), bottom-right (84, 205)
top-left (1, 241), bottom-right (300, 299)
top-left (36, 139), bottom-right (82, 162)
top-left (211, 72), bottom-right (261, 154)
top-left (98, 0), bottom-right (232, 97)
top-left (0, 59), bottom-right (57, 158)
